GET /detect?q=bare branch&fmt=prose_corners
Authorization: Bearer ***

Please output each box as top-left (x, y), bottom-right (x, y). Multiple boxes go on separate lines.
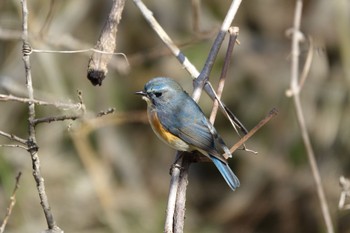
top-left (133, 0), bottom-right (200, 79)
top-left (33, 115), bottom-right (81, 126)
top-left (288, 1), bottom-right (334, 232)
top-left (0, 94), bottom-right (82, 110)
top-left (173, 155), bottom-right (191, 233)
top-left (87, 0), bottom-right (126, 86)
top-left (299, 35), bottom-right (314, 90)
top-left (21, 0), bottom-right (62, 232)
top-left (33, 107), bottom-right (115, 126)
top-left (0, 172), bottom-right (22, 233)
top-left (209, 27), bottom-right (239, 124)
top-left (0, 130), bottom-right (27, 145)
top-left (164, 153), bottom-right (183, 233)
top-left (229, 108), bottom-right (278, 154)
top-left (96, 107), bottom-right (116, 117)
top-left (0, 144), bottom-right (28, 150)
top-left (192, 0), bottom-right (242, 101)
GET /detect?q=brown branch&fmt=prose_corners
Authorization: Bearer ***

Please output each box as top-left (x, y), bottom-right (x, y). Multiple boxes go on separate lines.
top-left (229, 108), bottom-right (278, 154)
top-left (0, 172), bottom-right (22, 233)
top-left (209, 27), bottom-right (239, 124)
top-left (87, 0), bottom-right (126, 86)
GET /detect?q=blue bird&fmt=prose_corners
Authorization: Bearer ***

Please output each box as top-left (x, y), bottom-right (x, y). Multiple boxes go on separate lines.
top-left (136, 77), bottom-right (240, 191)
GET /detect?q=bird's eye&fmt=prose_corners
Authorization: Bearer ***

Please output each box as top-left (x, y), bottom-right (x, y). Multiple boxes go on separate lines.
top-left (154, 92), bottom-right (162, 97)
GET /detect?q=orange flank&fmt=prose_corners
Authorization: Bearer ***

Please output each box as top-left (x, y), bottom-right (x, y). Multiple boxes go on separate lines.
top-left (149, 111), bottom-right (179, 144)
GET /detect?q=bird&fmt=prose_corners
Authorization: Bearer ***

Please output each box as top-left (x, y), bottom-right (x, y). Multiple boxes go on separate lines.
top-left (136, 77), bottom-right (240, 191)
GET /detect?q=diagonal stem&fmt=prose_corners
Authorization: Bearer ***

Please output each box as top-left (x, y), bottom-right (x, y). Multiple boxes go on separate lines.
top-left (289, 1), bottom-right (334, 232)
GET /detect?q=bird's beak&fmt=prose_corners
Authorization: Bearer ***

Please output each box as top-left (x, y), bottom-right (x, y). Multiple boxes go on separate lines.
top-left (135, 90), bottom-right (147, 96)
top-left (135, 90), bottom-right (150, 104)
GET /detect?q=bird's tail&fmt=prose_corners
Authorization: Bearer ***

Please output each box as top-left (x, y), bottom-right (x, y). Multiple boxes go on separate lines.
top-left (210, 155), bottom-right (240, 191)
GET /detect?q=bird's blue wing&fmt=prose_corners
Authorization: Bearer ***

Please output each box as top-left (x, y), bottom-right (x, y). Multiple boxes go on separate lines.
top-left (158, 94), bottom-right (231, 161)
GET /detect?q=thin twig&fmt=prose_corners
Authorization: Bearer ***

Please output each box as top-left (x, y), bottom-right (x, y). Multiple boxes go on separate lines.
top-left (96, 108), bottom-right (116, 117)
top-left (229, 108), bottom-right (278, 154)
top-left (289, 1), bottom-right (334, 232)
top-left (192, 30), bottom-right (226, 101)
top-left (0, 172), bottom-right (22, 233)
top-left (0, 94), bottom-right (82, 110)
top-left (33, 115), bottom-right (81, 126)
top-left (133, 0), bottom-right (200, 79)
top-left (0, 130), bottom-right (27, 145)
top-left (32, 47), bottom-right (129, 58)
top-left (21, 0), bottom-right (62, 232)
top-left (298, 35), bottom-right (314, 90)
top-left (33, 107), bottom-right (115, 125)
top-left (209, 27), bottom-right (239, 124)
top-left (0, 144), bottom-right (28, 150)
top-left (192, 0), bottom-right (242, 101)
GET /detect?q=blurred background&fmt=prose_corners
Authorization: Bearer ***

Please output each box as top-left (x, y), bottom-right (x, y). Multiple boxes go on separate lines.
top-left (0, 0), bottom-right (350, 232)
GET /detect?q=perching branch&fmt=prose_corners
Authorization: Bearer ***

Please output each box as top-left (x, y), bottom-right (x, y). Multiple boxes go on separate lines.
top-left (288, 0), bottom-right (334, 232)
